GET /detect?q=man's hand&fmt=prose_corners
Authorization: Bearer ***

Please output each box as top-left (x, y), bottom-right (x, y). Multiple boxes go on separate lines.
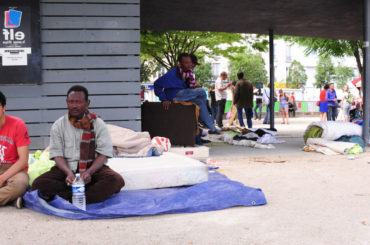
top-left (80, 171), bottom-right (92, 185)
top-left (162, 101), bottom-right (171, 110)
top-left (65, 172), bottom-right (75, 186)
top-left (334, 98), bottom-right (338, 102)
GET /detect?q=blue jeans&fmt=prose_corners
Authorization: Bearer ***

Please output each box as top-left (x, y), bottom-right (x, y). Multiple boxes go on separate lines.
top-left (254, 102), bottom-right (262, 119)
top-left (237, 108), bottom-right (253, 128)
top-left (174, 88), bottom-right (216, 131)
top-left (263, 104), bottom-right (270, 124)
top-left (327, 105), bottom-right (337, 121)
top-left (211, 106), bottom-right (218, 122)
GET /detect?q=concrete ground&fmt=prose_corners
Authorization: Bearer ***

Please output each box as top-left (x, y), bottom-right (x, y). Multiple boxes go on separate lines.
top-left (1, 117), bottom-right (370, 245)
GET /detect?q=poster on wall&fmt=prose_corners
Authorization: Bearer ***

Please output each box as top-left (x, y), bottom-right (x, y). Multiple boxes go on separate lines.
top-left (0, 0), bottom-right (40, 84)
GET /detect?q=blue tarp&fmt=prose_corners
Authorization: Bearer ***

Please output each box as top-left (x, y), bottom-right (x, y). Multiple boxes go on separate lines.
top-left (23, 172), bottom-right (267, 220)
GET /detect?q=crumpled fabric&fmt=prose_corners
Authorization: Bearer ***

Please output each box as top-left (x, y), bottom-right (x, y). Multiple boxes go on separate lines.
top-left (347, 145), bottom-right (363, 154)
top-left (336, 135), bottom-right (365, 151)
top-left (257, 134), bottom-right (285, 144)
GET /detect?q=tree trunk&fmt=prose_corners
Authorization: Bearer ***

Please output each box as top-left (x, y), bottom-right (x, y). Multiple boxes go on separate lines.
top-left (353, 48), bottom-right (363, 76)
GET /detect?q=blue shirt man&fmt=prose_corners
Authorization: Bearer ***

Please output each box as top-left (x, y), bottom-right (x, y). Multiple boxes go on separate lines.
top-left (154, 53), bottom-right (220, 134)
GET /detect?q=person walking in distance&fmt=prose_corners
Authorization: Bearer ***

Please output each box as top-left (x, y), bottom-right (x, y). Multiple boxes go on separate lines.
top-left (233, 72), bottom-right (254, 128)
top-left (279, 89), bottom-right (290, 124)
top-left (325, 83), bottom-right (338, 121)
top-left (215, 72), bottom-right (232, 128)
top-left (262, 83), bottom-right (276, 124)
top-left (341, 85), bottom-right (354, 122)
top-left (319, 84), bottom-right (329, 121)
top-left (254, 88), bottom-right (263, 120)
top-left (288, 92), bottom-right (297, 117)
top-left (208, 84), bottom-right (218, 123)
top-left (228, 81), bottom-right (239, 126)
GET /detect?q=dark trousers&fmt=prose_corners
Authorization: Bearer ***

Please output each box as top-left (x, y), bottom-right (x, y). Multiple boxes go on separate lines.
top-left (237, 108), bottom-right (253, 128)
top-left (32, 165), bottom-right (125, 204)
top-left (327, 106), bottom-right (337, 121)
top-left (211, 105), bottom-right (218, 122)
top-left (217, 99), bottom-right (226, 128)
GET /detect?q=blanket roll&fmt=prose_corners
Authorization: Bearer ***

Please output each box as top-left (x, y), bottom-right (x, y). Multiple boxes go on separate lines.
top-left (304, 121), bottom-right (362, 143)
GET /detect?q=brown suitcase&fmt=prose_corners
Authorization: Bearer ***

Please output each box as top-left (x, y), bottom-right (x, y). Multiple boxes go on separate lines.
top-left (141, 102), bottom-right (197, 146)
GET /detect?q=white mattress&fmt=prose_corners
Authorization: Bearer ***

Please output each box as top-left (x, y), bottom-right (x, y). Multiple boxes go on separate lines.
top-left (107, 152), bottom-right (209, 190)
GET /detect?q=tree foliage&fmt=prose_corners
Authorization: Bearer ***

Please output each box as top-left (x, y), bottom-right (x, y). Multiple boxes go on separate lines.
top-left (334, 65), bottom-right (355, 89)
top-left (228, 53), bottom-right (268, 86)
top-left (314, 56), bottom-right (335, 88)
top-left (193, 60), bottom-right (213, 88)
top-left (284, 36), bottom-right (362, 75)
top-left (286, 60), bottom-right (307, 89)
top-left (141, 30), bottom-right (269, 71)
top-left (140, 59), bottom-right (161, 83)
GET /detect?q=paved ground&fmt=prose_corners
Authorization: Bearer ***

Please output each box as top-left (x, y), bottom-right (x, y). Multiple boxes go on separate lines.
top-left (1, 117), bottom-right (370, 245)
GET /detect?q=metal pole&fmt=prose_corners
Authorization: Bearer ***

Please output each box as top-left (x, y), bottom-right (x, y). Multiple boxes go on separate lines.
top-left (269, 29), bottom-right (275, 130)
top-left (363, 0), bottom-right (370, 144)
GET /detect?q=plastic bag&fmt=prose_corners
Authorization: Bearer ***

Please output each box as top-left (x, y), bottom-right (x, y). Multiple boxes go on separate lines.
top-left (152, 137), bottom-right (171, 152)
top-left (226, 110), bottom-right (231, 119)
top-left (28, 151), bottom-right (55, 186)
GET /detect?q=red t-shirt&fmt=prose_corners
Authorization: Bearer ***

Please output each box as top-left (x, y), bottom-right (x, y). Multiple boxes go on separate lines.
top-left (320, 90), bottom-right (327, 102)
top-left (0, 115), bottom-right (30, 165)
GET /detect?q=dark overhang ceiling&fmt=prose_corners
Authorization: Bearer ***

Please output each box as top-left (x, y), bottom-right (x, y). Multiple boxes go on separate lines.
top-left (141, 0), bottom-right (363, 40)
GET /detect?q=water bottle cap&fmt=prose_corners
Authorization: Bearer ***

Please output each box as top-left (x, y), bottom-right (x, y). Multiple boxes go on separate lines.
top-left (75, 173), bottom-right (80, 177)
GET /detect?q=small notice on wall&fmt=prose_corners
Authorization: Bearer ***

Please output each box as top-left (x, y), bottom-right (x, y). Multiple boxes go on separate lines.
top-left (0, 48), bottom-right (31, 66)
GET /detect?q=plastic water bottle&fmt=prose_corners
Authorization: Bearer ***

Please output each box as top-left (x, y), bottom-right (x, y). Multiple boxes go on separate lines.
top-left (72, 173), bottom-right (86, 211)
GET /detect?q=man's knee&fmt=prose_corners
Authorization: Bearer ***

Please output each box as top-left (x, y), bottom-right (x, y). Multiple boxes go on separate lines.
top-left (0, 171), bottom-right (29, 202)
top-left (108, 172), bottom-right (125, 191)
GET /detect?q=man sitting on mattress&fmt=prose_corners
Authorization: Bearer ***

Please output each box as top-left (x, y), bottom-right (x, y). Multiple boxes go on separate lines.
top-left (154, 53), bottom-right (221, 135)
top-left (32, 85), bottom-right (124, 204)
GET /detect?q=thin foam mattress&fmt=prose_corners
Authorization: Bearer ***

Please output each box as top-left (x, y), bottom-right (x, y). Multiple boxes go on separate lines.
top-left (106, 152), bottom-right (208, 190)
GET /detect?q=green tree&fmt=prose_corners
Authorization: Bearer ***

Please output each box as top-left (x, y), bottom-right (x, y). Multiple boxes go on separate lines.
top-left (228, 53), bottom-right (268, 86)
top-left (286, 60), bottom-right (307, 89)
top-left (314, 56), bottom-right (335, 88)
top-left (141, 30), bottom-right (269, 71)
top-left (334, 65), bottom-right (355, 89)
top-left (140, 59), bottom-right (161, 83)
top-left (194, 60), bottom-right (213, 88)
top-left (284, 36), bottom-right (362, 75)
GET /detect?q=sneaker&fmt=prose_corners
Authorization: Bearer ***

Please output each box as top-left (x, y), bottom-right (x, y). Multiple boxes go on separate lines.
top-left (13, 196), bottom-right (23, 209)
top-left (201, 139), bottom-right (211, 144)
top-left (208, 129), bottom-right (221, 135)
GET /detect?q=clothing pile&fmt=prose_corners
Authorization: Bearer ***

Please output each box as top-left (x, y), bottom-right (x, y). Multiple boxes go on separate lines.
top-left (107, 124), bottom-right (164, 157)
top-left (303, 121), bottom-right (365, 155)
top-left (205, 127), bottom-right (285, 149)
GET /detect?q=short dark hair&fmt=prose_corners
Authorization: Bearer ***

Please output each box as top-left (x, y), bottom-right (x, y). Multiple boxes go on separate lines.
top-left (67, 85), bottom-right (89, 101)
top-left (177, 53), bottom-right (191, 63)
top-left (0, 91), bottom-right (6, 106)
top-left (237, 72), bottom-right (244, 80)
top-left (324, 84), bottom-right (329, 90)
top-left (190, 54), bottom-right (199, 65)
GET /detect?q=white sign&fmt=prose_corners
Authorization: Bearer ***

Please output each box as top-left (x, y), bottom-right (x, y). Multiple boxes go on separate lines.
top-left (0, 47), bottom-right (31, 66)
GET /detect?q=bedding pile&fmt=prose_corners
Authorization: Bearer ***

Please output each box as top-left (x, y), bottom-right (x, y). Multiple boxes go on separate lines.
top-left (204, 127), bottom-right (284, 149)
top-left (303, 121), bottom-right (364, 155)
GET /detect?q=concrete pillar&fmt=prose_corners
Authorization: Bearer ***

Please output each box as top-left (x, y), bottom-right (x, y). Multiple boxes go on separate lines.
top-left (269, 29), bottom-right (275, 130)
top-left (363, 0), bottom-right (370, 144)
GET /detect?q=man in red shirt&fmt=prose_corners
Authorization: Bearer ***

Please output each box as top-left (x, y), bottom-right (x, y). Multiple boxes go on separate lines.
top-left (0, 91), bottom-right (30, 208)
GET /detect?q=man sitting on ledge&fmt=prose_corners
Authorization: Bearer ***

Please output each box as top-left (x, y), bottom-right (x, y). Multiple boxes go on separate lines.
top-left (32, 85), bottom-right (124, 204)
top-left (154, 53), bottom-right (221, 134)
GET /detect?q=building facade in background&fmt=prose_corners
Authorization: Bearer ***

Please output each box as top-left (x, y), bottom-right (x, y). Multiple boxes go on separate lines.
top-left (2, 0), bottom-right (141, 150)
